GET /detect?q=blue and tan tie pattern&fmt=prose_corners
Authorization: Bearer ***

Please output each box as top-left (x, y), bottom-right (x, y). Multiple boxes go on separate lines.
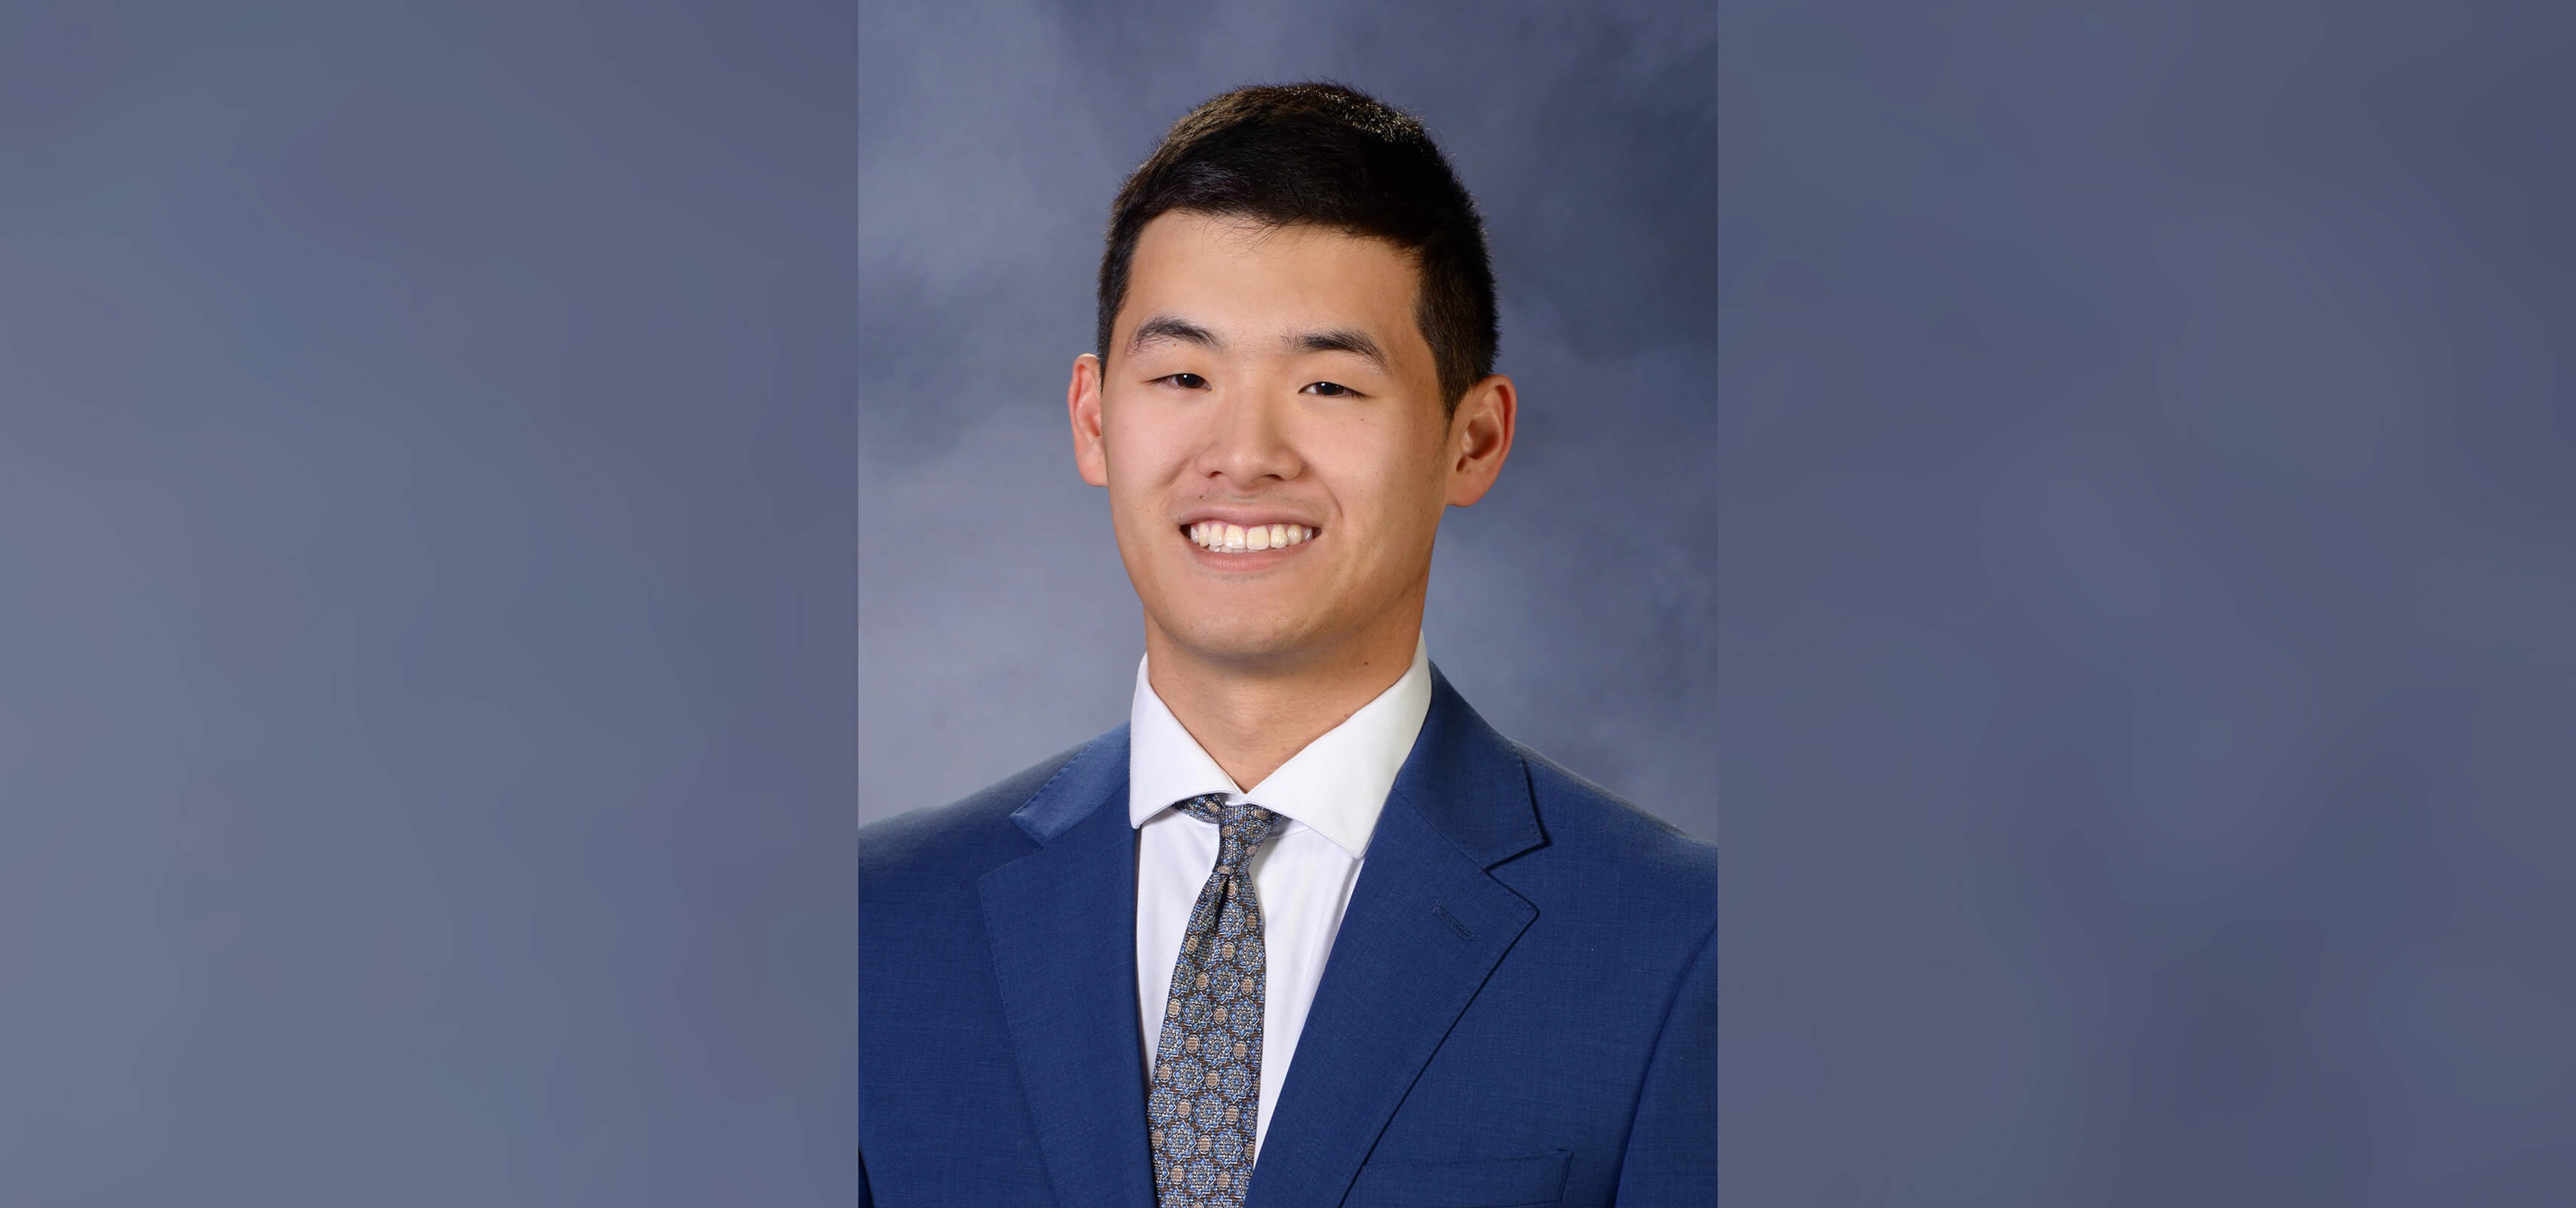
top-left (1148, 793), bottom-right (1280, 1208)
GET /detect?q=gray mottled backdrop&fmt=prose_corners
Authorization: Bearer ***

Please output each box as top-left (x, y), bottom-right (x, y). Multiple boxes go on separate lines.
top-left (3, 1), bottom-right (852, 1203)
top-left (1723, 0), bottom-right (2575, 1203)
top-left (855, 2), bottom-right (1721, 844)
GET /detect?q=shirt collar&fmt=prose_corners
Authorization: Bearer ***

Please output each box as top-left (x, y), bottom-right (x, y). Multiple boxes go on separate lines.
top-left (1126, 633), bottom-right (1432, 860)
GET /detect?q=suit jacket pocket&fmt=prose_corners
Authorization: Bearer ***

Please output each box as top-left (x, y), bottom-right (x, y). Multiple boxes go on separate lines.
top-left (1343, 1149), bottom-right (1573, 1207)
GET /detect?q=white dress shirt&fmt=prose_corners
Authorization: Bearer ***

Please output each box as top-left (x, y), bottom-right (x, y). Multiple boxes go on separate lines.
top-left (1129, 633), bottom-right (1433, 1161)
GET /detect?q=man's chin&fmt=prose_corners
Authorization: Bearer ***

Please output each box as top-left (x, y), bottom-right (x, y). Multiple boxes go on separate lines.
top-left (1154, 615), bottom-right (1330, 670)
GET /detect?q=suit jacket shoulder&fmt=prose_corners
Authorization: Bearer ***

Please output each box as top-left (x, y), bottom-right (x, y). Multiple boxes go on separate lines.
top-left (1510, 739), bottom-right (1718, 920)
top-left (856, 734), bottom-right (1103, 888)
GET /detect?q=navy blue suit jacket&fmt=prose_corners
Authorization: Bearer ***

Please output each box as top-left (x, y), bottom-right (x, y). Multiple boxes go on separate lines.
top-left (858, 665), bottom-right (1716, 1206)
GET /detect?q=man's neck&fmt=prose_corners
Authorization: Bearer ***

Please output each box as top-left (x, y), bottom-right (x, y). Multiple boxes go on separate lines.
top-left (1144, 619), bottom-right (1421, 793)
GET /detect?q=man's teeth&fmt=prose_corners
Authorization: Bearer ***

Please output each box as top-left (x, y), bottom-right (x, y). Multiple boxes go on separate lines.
top-left (1188, 522), bottom-right (1317, 551)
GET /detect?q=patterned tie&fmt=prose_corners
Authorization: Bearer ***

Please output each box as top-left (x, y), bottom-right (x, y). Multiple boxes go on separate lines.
top-left (1148, 793), bottom-right (1280, 1208)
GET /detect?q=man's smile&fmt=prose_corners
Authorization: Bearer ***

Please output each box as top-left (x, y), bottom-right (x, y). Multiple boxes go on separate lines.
top-left (1184, 519), bottom-right (1319, 552)
top-left (1178, 518), bottom-right (1323, 567)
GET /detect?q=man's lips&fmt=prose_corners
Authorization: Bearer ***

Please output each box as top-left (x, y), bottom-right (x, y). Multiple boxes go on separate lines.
top-left (1179, 519), bottom-right (1320, 553)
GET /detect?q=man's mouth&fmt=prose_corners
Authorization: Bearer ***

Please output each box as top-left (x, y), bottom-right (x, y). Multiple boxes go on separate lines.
top-left (1182, 521), bottom-right (1320, 553)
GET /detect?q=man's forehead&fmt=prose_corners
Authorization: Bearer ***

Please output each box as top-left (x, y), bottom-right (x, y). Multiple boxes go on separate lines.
top-left (1121, 214), bottom-right (1425, 351)
top-left (1123, 312), bottom-right (1395, 371)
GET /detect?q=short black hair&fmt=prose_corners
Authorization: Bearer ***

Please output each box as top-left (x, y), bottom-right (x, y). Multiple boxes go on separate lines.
top-left (1096, 82), bottom-right (1498, 414)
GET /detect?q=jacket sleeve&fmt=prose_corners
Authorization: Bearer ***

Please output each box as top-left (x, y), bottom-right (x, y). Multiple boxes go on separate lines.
top-left (1614, 923), bottom-right (1717, 1203)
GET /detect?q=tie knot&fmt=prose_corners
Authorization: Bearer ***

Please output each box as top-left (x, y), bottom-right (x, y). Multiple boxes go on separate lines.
top-left (1173, 794), bottom-right (1279, 867)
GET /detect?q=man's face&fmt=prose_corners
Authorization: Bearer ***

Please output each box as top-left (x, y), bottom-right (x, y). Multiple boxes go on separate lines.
top-left (1070, 211), bottom-right (1509, 673)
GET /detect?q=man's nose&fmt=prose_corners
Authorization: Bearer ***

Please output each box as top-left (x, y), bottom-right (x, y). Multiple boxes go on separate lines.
top-left (1198, 388), bottom-right (1301, 484)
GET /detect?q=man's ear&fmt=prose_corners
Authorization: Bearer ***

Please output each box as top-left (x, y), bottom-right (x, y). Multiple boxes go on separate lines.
top-left (1070, 353), bottom-right (1110, 487)
top-left (1444, 372), bottom-right (1517, 507)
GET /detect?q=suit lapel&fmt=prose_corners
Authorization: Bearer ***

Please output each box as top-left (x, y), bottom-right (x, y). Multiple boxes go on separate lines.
top-left (978, 726), bottom-right (1157, 1208)
top-left (1246, 665), bottom-right (1546, 1208)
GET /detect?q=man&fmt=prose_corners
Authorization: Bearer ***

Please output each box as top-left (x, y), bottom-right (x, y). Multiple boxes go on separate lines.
top-left (859, 82), bottom-right (1715, 1206)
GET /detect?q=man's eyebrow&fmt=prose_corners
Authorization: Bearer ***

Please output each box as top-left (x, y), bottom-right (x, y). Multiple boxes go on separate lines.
top-left (1126, 315), bottom-right (1222, 355)
top-left (1287, 327), bottom-right (1391, 373)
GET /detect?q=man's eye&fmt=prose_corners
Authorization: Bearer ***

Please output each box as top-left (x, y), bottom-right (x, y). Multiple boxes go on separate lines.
top-left (1302, 381), bottom-right (1357, 397)
top-left (1158, 372), bottom-right (1208, 389)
